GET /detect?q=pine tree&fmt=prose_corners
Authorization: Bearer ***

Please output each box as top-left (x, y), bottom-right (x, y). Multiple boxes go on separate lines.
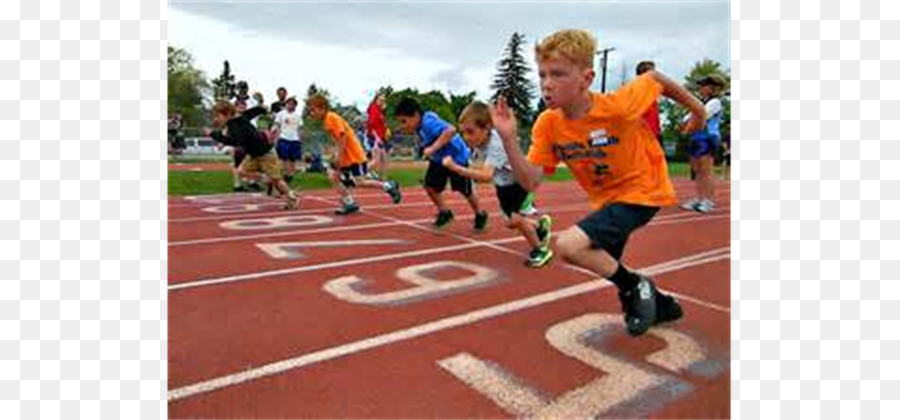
top-left (490, 32), bottom-right (536, 124)
top-left (211, 60), bottom-right (236, 101)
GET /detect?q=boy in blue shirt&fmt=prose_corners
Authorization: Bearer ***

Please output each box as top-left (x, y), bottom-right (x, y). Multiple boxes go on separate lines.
top-left (394, 98), bottom-right (488, 230)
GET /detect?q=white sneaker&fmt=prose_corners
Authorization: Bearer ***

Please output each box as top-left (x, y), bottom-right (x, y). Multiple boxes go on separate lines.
top-left (520, 204), bottom-right (539, 216)
top-left (680, 198), bottom-right (701, 211)
top-left (695, 199), bottom-right (715, 213)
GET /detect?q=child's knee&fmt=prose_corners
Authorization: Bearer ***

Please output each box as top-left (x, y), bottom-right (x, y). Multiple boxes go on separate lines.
top-left (505, 214), bottom-right (524, 230)
top-left (556, 229), bottom-right (589, 261)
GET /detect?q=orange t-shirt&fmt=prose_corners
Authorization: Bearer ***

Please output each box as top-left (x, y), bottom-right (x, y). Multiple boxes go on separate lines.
top-left (324, 111), bottom-right (367, 168)
top-left (528, 73), bottom-right (677, 210)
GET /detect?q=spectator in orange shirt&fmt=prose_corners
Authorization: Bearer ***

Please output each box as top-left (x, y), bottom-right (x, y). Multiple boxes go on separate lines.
top-left (493, 29), bottom-right (708, 336)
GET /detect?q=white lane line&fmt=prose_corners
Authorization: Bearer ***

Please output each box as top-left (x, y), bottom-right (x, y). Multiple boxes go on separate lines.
top-left (168, 237), bottom-right (523, 291)
top-left (437, 353), bottom-right (549, 416)
top-left (169, 196), bottom-right (503, 223)
top-left (663, 290), bottom-right (731, 314)
top-left (167, 201), bottom-right (729, 248)
top-left (349, 198), bottom-right (728, 285)
top-left (167, 249), bottom-right (730, 402)
top-left (167, 181), bottom-right (730, 207)
top-left (168, 212), bottom-right (730, 290)
top-left (167, 201), bottom-right (613, 247)
top-left (167, 184), bottom-right (730, 221)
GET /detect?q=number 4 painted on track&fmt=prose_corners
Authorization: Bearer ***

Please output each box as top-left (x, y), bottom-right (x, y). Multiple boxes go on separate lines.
top-left (438, 313), bottom-right (717, 419)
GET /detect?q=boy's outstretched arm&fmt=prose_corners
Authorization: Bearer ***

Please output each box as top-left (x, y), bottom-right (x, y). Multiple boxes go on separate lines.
top-left (648, 71), bottom-right (707, 133)
top-left (423, 126), bottom-right (457, 158)
top-left (442, 156), bottom-right (494, 183)
top-left (490, 97), bottom-right (542, 191)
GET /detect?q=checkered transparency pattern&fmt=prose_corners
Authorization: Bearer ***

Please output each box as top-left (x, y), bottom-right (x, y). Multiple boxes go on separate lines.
top-left (0, 0), bottom-right (166, 419)
top-left (733, 0), bottom-right (898, 419)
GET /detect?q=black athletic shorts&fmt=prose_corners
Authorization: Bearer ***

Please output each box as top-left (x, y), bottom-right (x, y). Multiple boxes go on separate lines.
top-left (495, 182), bottom-right (534, 218)
top-left (424, 160), bottom-right (472, 196)
top-left (576, 203), bottom-right (659, 260)
top-left (339, 163), bottom-right (367, 188)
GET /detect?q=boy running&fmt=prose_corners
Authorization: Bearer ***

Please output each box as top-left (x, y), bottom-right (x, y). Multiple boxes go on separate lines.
top-left (394, 97), bottom-right (489, 231)
top-left (306, 94), bottom-right (402, 215)
top-left (493, 29), bottom-right (708, 336)
top-left (206, 101), bottom-right (300, 210)
top-left (444, 101), bottom-right (554, 267)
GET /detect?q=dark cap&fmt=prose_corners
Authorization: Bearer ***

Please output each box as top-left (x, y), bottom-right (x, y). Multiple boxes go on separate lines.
top-left (697, 74), bottom-right (726, 87)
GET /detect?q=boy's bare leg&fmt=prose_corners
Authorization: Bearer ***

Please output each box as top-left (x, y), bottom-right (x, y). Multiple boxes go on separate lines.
top-left (464, 190), bottom-right (483, 213)
top-left (691, 157), bottom-right (703, 200)
top-left (328, 169), bottom-right (353, 202)
top-left (287, 161), bottom-right (296, 178)
top-left (699, 156), bottom-right (715, 202)
top-left (370, 149), bottom-right (383, 174)
top-left (426, 187), bottom-right (447, 211)
top-left (273, 179), bottom-right (292, 195)
top-left (555, 226), bottom-right (618, 277)
top-left (356, 178), bottom-right (388, 190)
top-left (508, 214), bottom-right (540, 249)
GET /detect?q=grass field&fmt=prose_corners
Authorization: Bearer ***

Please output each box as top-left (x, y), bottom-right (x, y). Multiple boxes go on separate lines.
top-left (168, 161), bottom-right (698, 196)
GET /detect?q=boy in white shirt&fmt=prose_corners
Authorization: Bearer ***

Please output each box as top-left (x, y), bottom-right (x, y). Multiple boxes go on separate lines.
top-left (273, 97), bottom-right (304, 182)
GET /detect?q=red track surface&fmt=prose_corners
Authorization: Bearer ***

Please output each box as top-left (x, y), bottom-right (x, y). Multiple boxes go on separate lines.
top-left (168, 179), bottom-right (730, 419)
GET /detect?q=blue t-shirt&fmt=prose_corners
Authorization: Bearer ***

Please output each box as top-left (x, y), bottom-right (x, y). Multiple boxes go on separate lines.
top-left (417, 111), bottom-right (470, 165)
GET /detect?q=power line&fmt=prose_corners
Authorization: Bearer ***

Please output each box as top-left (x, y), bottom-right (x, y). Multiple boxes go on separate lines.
top-left (597, 47), bottom-right (615, 93)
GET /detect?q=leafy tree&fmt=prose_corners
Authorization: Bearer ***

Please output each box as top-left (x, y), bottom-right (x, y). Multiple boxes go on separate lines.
top-left (448, 91), bottom-right (477, 122)
top-left (167, 45), bottom-right (210, 127)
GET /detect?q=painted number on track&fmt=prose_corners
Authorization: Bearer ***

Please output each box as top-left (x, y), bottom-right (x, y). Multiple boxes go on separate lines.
top-left (323, 261), bottom-right (501, 306)
top-left (438, 313), bottom-right (715, 418)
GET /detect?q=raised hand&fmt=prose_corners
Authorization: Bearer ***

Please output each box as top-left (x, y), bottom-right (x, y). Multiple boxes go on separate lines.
top-left (489, 96), bottom-right (518, 144)
top-left (441, 155), bottom-right (455, 168)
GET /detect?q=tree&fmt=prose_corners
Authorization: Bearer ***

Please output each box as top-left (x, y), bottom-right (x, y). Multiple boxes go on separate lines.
top-left (660, 97), bottom-right (690, 161)
top-left (210, 60), bottom-right (236, 101)
top-left (684, 58), bottom-right (730, 94)
top-left (449, 91), bottom-right (477, 122)
top-left (167, 45), bottom-right (210, 128)
top-left (490, 32), bottom-right (537, 124)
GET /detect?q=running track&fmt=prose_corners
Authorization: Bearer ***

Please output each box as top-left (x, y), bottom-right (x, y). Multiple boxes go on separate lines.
top-left (168, 179), bottom-right (730, 418)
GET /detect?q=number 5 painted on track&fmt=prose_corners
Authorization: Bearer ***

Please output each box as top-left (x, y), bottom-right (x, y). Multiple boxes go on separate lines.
top-left (438, 313), bottom-right (709, 419)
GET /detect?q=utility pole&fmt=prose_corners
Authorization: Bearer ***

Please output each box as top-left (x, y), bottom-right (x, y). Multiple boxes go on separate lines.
top-left (597, 47), bottom-right (615, 93)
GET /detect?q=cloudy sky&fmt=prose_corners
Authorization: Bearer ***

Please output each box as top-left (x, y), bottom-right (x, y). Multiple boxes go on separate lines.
top-left (169, 0), bottom-right (730, 110)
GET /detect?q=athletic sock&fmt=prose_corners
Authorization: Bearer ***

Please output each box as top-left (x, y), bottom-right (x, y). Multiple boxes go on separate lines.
top-left (608, 263), bottom-right (640, 291)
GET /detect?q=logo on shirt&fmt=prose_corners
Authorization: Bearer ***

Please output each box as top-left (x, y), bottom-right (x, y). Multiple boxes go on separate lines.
top-left (588, 129), bottom-right (619, 147)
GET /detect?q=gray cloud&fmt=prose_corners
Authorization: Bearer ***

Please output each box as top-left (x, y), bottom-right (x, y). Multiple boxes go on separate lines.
top-left (172, 0), bottom-right (729, 100)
